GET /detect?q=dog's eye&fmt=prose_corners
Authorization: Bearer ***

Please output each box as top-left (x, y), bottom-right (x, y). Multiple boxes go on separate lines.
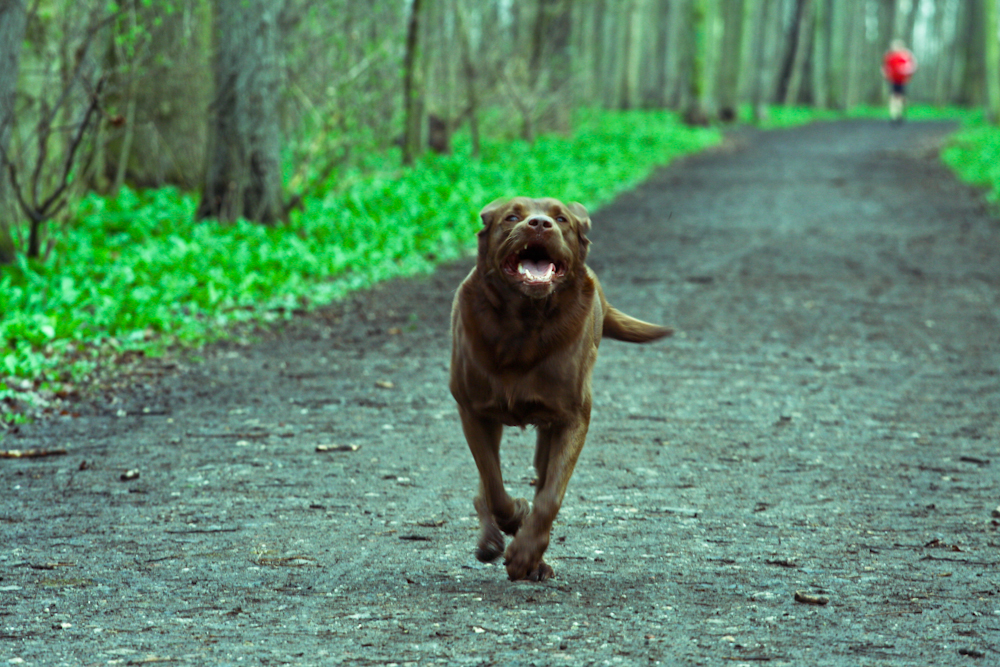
top-left (505, 214), bottom-right (520, 222)
top-left (555, 216), bottom-right (567, 223)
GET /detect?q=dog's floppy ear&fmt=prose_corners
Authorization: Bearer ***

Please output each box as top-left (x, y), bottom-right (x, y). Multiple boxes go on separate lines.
top-left (567, 202), bottom-right (591, 234)
top-left (479, 198), bottom-right (508, 228)
top-left (477, 198), bottom-right (507, 265)
top-left (567, 202), bottom-right (591, 259)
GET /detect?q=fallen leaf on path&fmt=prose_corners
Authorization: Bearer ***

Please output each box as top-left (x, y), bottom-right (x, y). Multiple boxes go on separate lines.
top-left (29, 562), bottom-right (75, 570)
top-left (316, 444), bottom-right (360, 452)
top-left (253, 555), bottom-right (318, 567)
top-left (794, 590), bottom-right (829, 605)
top-left (924, 538), bottom-right (962, 551)
top-left (125, 656), bottom-right (175, 665)
top-left (0, 448), bottom-right (68, 459)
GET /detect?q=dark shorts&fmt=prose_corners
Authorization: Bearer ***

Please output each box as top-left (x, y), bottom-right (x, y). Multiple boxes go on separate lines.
top-left (890, 81), bottom-right (907, 95)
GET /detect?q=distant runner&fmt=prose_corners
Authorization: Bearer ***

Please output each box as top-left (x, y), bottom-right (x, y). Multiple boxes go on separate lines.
top-left (882, 40), bottom-right (917, 123)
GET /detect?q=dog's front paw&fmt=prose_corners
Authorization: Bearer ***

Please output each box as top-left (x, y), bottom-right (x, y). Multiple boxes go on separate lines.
top-left (503, 534), bottom-right (553, 582)
top-left (505, 556), bottom-right (555, 582)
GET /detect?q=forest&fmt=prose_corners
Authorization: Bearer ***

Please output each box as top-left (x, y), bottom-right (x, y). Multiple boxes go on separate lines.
top-left (1, 0), bottom-right (1000, 422)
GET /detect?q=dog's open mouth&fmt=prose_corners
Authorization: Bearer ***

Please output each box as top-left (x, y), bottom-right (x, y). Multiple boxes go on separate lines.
top-left (502, 244), bottom-right (567, 285)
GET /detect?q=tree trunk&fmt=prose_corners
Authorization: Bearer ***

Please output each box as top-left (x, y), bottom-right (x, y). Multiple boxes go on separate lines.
top-left (198, 0), bottom-right (283, 224)
top-left (574, 0), bottom-right (601, 104)
top-left (401, 0), bottom-right (424, 166)
top-left (0, 0), bottom-right (27, 263)
top-left (930, 0), bottom-right (953, 105)
top-left (751, 0), bottom-right (777, 120)
top-left (531, 0), bottom-right (572, 128)
top-left (735, 0), bottom-right (758, 102)
top-left (716, 0), bottom-right (745, 118)
top-left (646, 0), bottom-right (670, 107)
top-left (684, 0), bottom-right (713, 124)
top-left (621, 0), bottom-right (644, 109)
top-left (904, 0), bottom-right (922, 44)
top-left (882, 0), bottom-right (898, 41)
top-left (811, 0), bottom-right (829, 108)
top-left (843, 0), bottom-right (862, 108)
top-left (777, 0), bottom-right (813, 105)
top-left (948, 1), bottom-right (971, 103)
top-left (960, 0), bottom-right (986, 104)
top-left (107, 0), bottom-right (212, 191)
top-left (455, 0), bottom-right (480, 156)
top-left (663, 0), bottom-right (685, 107)
top-left (827, 0), bottom-right (848, 108)
top-left (607, 3), bottom-right (629, 108)
top-left (985, 0), bottom-right (1000, 122)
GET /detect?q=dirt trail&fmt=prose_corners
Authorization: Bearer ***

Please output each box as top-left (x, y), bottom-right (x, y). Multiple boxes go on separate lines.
top-left (3, 120), bottom-right (999, 666)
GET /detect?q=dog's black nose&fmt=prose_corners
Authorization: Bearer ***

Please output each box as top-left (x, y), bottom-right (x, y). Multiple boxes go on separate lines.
top-left (527, 217), bottom-right (553, 229)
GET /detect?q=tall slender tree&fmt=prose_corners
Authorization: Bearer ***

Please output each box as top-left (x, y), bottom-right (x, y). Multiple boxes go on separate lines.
top-left (751, 0), bottom-right (778, 121)
top-left (620, 0), bottom-right (645, 109)
top-left (455, 0), bottom-right (481, 156)
top-left (401, 0), bottom-right (424, 165)
top-left (827, 0), bottom-right (849, 108)
top-left (0, 0), bottom-right (27, 263)
top-left (811, 0), bottom-right (829, 108)
top-left (985, 0), bottom-right (1000, 122)
top-left (930, 0), bottom-right (955, 105)
top-left (197, 0), bottom-right (284, 224)
top-left (716, 0), bottom-right (746, 117)
top-left (106, 0), bottom-right (212, 191)
top-left (777, 0), bottom-right (813, 105)
top-left (684, 0), bottom-right (716, 124)
top-left (959, 0), bottom-right (987, 104)
top-left (531, 0), bottom-right (572, 127)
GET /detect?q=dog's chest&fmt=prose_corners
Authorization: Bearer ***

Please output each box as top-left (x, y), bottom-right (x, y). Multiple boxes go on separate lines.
top-left (483, 368), bottom-right (570, 427)
top-left (469, 339), bottom-right (595, 427)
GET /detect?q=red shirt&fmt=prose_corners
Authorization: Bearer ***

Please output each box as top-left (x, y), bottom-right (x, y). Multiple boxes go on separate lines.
top-left (883, 49), bottom-right (916, 84)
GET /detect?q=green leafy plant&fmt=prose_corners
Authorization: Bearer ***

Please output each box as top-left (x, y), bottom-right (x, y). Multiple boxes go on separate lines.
top-left (0, 109), bottom-right (720, 426)
top-left (942, 124), bottom-right (1000, 204)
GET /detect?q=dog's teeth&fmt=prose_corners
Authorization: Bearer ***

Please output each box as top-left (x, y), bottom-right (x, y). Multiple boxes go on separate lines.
top-left (517, 262), bottom-right (526, 275)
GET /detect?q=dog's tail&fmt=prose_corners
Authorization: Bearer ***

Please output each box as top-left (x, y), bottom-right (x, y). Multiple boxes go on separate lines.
top-left (603, 307), bottom-right (674, 343)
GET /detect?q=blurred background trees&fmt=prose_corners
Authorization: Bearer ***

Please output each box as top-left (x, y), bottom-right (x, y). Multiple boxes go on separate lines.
top-left (1, 0), bottom-right (999, 261)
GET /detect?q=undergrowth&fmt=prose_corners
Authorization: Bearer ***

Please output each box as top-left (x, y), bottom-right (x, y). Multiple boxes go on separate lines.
top-left (747, 103), bottom-right (981, 129)
top-left (3, 103), bottom-right (994, 429)
top-left (0, 109), bottom-right (719, 422)
top-left (941, 124), bottom-right (1000, 205)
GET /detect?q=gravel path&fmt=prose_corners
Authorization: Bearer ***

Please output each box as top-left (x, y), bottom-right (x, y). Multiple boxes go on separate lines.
top-left (2, 120), bottom-right (998, 666)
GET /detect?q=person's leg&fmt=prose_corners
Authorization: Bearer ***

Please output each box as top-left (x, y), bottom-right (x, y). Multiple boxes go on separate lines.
top-left (889, 83), bottom-right (906, 123)
top-left (889, 93), bottom-right (903, 121)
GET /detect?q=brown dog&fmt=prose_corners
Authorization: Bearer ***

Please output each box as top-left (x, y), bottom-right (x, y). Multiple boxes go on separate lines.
top-left (449, 196), bottom-right (673, 581)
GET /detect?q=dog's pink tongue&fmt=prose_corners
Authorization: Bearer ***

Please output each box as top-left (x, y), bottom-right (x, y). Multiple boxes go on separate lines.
top-left (520, 259), bottom-right (555, 281)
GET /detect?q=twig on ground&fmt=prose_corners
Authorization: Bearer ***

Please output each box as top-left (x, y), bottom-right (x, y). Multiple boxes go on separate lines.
top-left (0, 448), bottom-right (68, 458)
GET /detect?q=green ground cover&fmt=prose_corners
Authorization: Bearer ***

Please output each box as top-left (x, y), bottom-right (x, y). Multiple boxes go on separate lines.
top-left (0, 110), bottom-right (720, 416)
top-left (941, 124), bottom-right (1000, 204)
top-left (2, 103), bottom-right (996, 426)
top-left (749, 103), bottom-right (981, 128)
